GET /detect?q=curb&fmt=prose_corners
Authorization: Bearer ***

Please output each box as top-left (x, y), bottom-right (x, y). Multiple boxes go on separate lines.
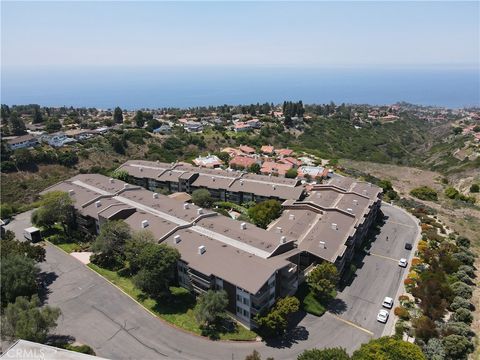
top-left (45, 241), bottom-right (258, 344)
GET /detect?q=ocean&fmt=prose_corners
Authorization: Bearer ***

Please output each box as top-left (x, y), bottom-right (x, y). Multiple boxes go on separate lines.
top-left (1, 66), bottom-right (478, 109)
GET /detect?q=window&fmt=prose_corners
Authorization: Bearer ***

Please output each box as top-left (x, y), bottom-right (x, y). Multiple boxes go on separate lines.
top-left (243, 298), bottom-right (249, 306)
top-left (236, 294), bottom-right (241, 301)
top-left (243, 309), bottom-right (249, 317)
top-left (236, 306), bottom-right (240, 314)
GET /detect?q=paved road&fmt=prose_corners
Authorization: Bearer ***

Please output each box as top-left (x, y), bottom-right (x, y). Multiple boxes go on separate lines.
top-left (4, 203), bottom-right (419, 360)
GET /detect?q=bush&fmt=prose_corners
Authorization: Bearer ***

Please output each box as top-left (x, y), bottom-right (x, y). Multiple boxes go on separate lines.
top-left (455, 236), bottom-right (471, 248)
top-left (410, 186), bottom-right (438, 201)
top-left (453, 308), bottom-right (473, 324)
top-left (457, 265), bottom-right (475, 278)
top-left (451, 282), bottom-right (472, 299)
top-left (442, 334), bottom-right (474, 360)
top-left (450, 296), bottom-right (472, 312)
top-left (191, 189), bottom-right (213, 208)
top-left (470, 183), bottom-right (479, 193)
top-left (443, 322), bottom-right (473, 338)
top-left (452, 251), bottom-right (475, 266)
top-left (394, 306), bottom-right (410, 320)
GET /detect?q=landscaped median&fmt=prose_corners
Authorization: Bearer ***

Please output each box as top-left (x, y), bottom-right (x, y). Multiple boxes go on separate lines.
top-left (87, 263), bottom-right (257, 341)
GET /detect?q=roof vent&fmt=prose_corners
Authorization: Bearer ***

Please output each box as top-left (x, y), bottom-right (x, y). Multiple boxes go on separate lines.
top-left (141, 220), bottom-right (149, 228)
top-left (174, 235), bottom-right (181, 244)
top-left (139, 167), bottom-right (143, 172)
top-left (124, 183), bottom-right (129, 189)
top-left (289, 214), bottom-right (295, 220)
top-left (153, 193), bottom-right (159, 199)
top-left (240, 222), bottom-right (246, 230)
top-left (109, 178), bottom-right (114, 183)
top-left (347, 208), bottom-right (353, 213)
top-left (280, 236), bottom-right (287, 244)
top-left (212, 176), bottom-right (215, 182)
top-left (240, 180), bottom-right (244, 185)
top-left (184, 203), bottom-right (190, 210)
top-left (95, 200), bottom-right (101, 208)
top-left (276, 226), bottom-right (282, 234)
top-left (272, 185), bottom-right (276, 190)
top-left (319, 241), bottom-right (326, 249)
top-left (169, 171), bottom-right (172, 176)
top-left (197, 208), bottom-right (203, 215)
top-left (353, 199), bottom-right (358, 205)
top-left (198, 245), bottom-right (206, 255)
top-left (331, 223), bottom-right (338, 230)
top-left (68, 189), bottom-right (75, 196)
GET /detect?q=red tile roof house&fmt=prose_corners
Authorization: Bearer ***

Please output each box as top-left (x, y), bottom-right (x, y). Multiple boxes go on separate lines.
top-left (239, 145), bottom-right (256, 155)
top-left (261, 145), bottom-right (275, 155)
top-left (234, 122), bottom-right (252, 132)
top-left (275, 148), bottom-right (294, 157)
top-left (229, 156), bottom-right (257, 170)
top-left (279, 157), bottom-right (303, 168)
top-left (260, 161), bottom-right (293, 176)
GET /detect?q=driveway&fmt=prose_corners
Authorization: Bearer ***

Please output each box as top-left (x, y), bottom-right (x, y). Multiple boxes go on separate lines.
top-left (3, 203), bottom-right (419, 359)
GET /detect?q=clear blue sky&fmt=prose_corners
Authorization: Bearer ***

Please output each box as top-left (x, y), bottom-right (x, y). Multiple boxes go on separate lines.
top-left (2, 1), bottom-right (479, 68)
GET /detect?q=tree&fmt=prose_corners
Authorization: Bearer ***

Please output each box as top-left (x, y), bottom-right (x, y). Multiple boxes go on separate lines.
top-left (8, 112), bottom-right (27, 135)
top-left (132, 243), bottom-right (180, 298)
top-left (442, 335), bottom-right (473, 360)
top-left (113, 107), bottom-right (124, 124)
top-left (248, 199), bottom-right (282, 229)
top-left (443, 322), bottom-right (473, 338)
top-left (194, 290), bottom-right (229, 328)
top-left (191, 189), bottom-right (213, 208)
top-left (470, 183), bottom-right (479, 193)
top-left (297, 348), bottom-right (350, 360)
top-left (0, 235), bottom-right (46, 263)
top-left (307, 262), bottom-right (339, 300)
top-left (455, 236), bottom-right (471, 249)
top-left (45, 117), bottom-right (62, 133)
top-left (32, 191), bottom-right (75, 233)
top-left (1, 296), bottom-right (61, 343)
top-left (249, 163), bottom-right (261, 174)
top-left (135, 111), bottom-right (145, 128)
top-left (92, 220), bottom-right (131, 269)
top-left (412, 316), bottom-right (437, 342)
top-left (285, 168), bottom-right (298, 179)
top-left (13, 148), bottom-right (34, 168)
top-left (125, 229), bottom-right (157, 273)
top-left (255, 296), bottom-right (299, 337)
top-left (32, 105), bottom-right (43, 124)
top-left (444, 187), bottom-right (459, 199)
top-left (352, 336), bottom-right (426, 360)
top-left (112, 169), bottom-right (130, 182)
top-left (57, 151), bottom-right (79, 167)
top-left (216, 151), bottom-right (230, 164)
top-left (452, 127), bottom-right (462, 135)
top-left (1, 255), bottom-right (39, 307)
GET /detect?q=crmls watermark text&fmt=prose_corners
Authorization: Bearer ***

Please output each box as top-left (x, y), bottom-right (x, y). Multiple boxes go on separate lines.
top-left (4, 348), bottom-right (54, 359)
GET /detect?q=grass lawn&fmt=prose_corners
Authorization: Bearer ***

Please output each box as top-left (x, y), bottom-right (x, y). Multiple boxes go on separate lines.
top-left (295, 283), bottom-right (329, 317)
top-left (87, 263), bottom-right (257, 341)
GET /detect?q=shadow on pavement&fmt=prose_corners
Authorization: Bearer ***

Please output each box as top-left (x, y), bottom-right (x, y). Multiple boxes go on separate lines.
top-left (38, 271), bottom-right (58, 304)
top-left (328, 298), bottom-right (347, 315)
top-left (263, 326), bottom-right (309, 349)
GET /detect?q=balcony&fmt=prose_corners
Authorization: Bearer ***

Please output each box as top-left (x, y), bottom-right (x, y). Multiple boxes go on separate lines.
top-left (187, 270), bottom-right (211, 287)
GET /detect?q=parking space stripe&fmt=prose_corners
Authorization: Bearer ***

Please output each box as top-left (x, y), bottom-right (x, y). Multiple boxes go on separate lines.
top-left (384, 220), bottom-right (415, 228)
top-left (370, 253), bottom-right (399, 263)
top-left (327, 313), bottom-right (374, 336)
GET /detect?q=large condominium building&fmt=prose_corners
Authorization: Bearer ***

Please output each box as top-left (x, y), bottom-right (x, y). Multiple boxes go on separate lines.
top-left (42, 171), bottom-right (381, 329)
top-left (116, 160), bottom-right (306, 204)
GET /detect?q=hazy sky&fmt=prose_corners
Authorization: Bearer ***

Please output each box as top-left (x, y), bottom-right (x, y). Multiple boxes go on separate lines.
top-left (2, 1), bottom-right (479, 68)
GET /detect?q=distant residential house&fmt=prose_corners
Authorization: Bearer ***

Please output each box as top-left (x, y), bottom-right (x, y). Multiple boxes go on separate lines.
top-left (297, 166), bottom-right (328, 179)
top-left (275, 148), bottom-right (294, 157)
top-left (7, 134), bottom-right (39, 150)
top-left (153, 124), bottom-right (171, 134)
top-left (229, 156), bottom-right (257, 170)
top-left (47, 132), bottom-right (77, 148)
top-left (298, 156), bottom-right (315, 166)
top-left (260, 161), bottom-right (293, 176)
top-left (239, 145), bottom-right (256, 155)
top-left (234, 122), bottom-right (252, 132)
top-left (193, 154), bottom-right (223, 168)
top-left (261, 145), bottom-right (275, 155)
top-left (184, 122), bottom-right (203, 133)
top-left (246, 119), bottom-right (261, 129)
top-left (279, 157), bottom-right (302, 168)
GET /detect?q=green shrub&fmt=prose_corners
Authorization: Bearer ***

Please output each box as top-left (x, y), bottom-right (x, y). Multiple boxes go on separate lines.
top-left (410, 186), bottom-right (438, 201)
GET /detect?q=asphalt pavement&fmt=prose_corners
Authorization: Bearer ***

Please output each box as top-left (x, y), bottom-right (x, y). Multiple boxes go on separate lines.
top-left (3, 203), bottom-right (419, 360)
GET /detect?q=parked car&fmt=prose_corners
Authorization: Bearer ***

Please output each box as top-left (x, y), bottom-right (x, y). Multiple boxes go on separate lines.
top-left (382, 297), bottom-right (394, 309)
top-left (398, 258), bottom-right (408, 267)
top-left (405, 242), bottom-right (413, 250)
top-left (377, 309), bottom-right (389, 323)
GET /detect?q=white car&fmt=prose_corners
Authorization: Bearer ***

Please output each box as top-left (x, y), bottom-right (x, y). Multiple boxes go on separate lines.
top-left (398, 258), bottom-right (408, 267)
top-left (382, 297), bottom-right (394, 309)
top-left (377, 309), bottom-right (389, 323)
